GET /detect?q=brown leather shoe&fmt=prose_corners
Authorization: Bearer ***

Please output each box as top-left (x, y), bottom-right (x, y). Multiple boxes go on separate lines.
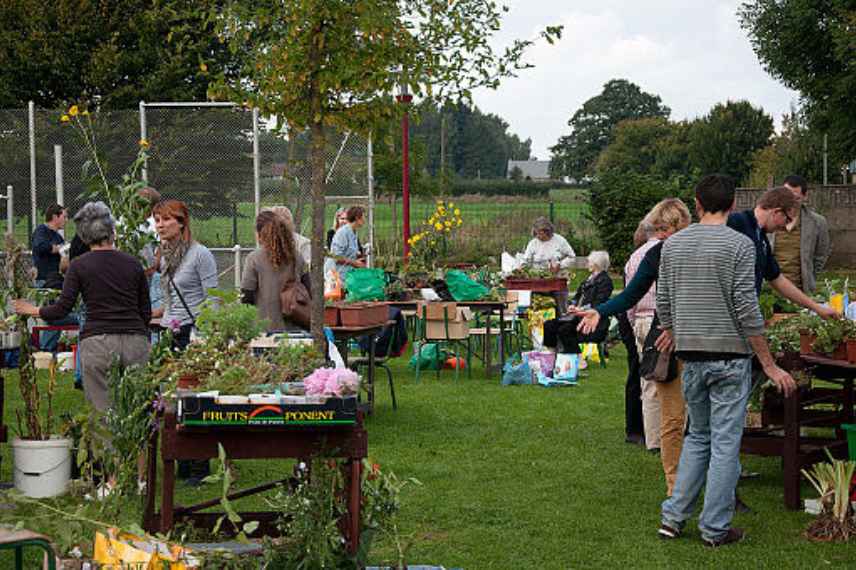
top-left (703, 528), bottom-right (745, 548)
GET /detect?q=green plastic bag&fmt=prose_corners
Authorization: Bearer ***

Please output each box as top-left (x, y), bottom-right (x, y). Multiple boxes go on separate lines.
top-left (445, 269), bottom-right (489, 301)
top-left (409, 343), bottom-right (446, 370)
top-left (345, 268), bottom-right (386, 301)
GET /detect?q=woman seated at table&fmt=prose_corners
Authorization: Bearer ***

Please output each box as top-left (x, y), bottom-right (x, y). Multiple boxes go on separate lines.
top-left (241, 210), bottom-right (309, 332)
top-left (522, 217), bottom-right (576, 312)
top-left (15, 201), bottom-right (151, 413)
top-left (542, 251), bottom-right (613, 353)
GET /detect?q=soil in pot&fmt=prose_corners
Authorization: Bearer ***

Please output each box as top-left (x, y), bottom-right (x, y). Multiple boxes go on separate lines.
top-left (177, 374), bottom-right (201, 389)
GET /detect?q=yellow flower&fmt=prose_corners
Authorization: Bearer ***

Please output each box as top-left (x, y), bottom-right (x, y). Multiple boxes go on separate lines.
top-left (81, 110), bottom-right (90, 116)
top-left (438, 207), bottom-right (446, 215)
top-left (454, 208), bottom-right (460, 216)
top-left (449, 202), bottom-right (455, 208)
top-left (199, 62), bottom-right (208, 72)
top-left (444, 220), bottom-right (452, 228)
top-left (60, 114), bottom-right (70, 123)
top-left (434, 222), bottom-right (443, 231)
top-left (139, 138), bottom-right (150, 149)
top-left (68, 105), bottom-right (79, 117)
top-left (445, 226), bottom-right (451, 232)
top-left (457, 219), bottom-right (462, 226)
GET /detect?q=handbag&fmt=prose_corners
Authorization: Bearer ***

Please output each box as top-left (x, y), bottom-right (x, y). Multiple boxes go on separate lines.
top-left (639, 313), bottom-right (678, 383)
top-left (281, 277), bottom-right (311, 329)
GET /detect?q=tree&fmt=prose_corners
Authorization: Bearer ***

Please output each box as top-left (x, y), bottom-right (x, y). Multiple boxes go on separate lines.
top-left (595, 117), bottom-right (693, 181)
top-left (687, 100), bottom-right (773, 184)
top-left (739, 1), bottom-right (856, 163)
top-left (509, 165), bottom-right (524, 181)
top-left (549, 79), bottom-right (670, 180)
top-left (211, 0), bottom-right (561, 346)
top-left (0, 0), bottom-right (242, 109)
top-left (746, 104), bottom-right (825, 187)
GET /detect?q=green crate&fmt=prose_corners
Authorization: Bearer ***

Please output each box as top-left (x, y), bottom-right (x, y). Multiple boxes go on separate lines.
top-left (843, 423), bottom-right (856, 461)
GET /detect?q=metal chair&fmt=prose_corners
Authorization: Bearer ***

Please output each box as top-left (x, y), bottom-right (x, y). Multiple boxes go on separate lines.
top-left (0, 528), bottom-right (57, 570)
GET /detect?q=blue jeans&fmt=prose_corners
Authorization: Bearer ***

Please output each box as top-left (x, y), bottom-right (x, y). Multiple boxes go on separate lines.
top-left (661, 357), bottom-right (751, 542)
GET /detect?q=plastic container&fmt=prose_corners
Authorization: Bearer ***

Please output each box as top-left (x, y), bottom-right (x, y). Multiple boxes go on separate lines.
top-left (12, 437), bottom-right (72, 498)
top-left (842, 424), bottom-right (856, 461)
top-left (33, 351), bottom-right (54, 369)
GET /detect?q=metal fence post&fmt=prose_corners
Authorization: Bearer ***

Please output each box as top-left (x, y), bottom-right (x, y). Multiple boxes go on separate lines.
top-left (367, 132), bottom-right (374, 268)
top-left (1, 185), bottom-right (12, 236)
top-left (54, 144), bottom-right (64, 202)
top-left (233, 244), bottom-right (242, 289)
top-left (29, 101), bottom-right (37, 228)
top-left (139, 101), bottom-right (148, 183)
top-left (252, 107), bottom-right (260, 221)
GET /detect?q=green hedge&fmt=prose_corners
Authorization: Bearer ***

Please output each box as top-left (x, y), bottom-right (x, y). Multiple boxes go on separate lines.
top-left (446, 179), bottom-right (577, 197)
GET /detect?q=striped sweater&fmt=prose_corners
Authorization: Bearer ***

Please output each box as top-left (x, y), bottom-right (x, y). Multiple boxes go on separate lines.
top-left (656, 223), bottom-right (764, 356)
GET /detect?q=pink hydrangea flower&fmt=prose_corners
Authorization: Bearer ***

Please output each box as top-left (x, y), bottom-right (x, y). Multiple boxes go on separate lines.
top-left (304, 367), bottom-right (360, 396)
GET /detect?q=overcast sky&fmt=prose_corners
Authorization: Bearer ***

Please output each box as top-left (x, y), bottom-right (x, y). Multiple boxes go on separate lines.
top-left (472, 0), bottom-right (799, 160)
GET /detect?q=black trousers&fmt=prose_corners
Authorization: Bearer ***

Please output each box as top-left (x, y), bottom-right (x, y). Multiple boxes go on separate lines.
top-left (618, 313), bottom-right (644, 437)
top-left (542, 316), bottom-right (608, 353)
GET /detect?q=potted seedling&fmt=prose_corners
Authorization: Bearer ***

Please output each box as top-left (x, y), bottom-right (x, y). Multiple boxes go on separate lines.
top-left (2, 235), bottom-right (72, 498)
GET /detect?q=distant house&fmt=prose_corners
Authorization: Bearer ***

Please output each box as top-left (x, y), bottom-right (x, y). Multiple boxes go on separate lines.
top-left (507, 159), bottom-right (552, 182)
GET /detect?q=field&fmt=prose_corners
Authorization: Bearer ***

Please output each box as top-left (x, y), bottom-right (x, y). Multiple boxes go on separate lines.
top-left (2, 348), bottom-right (855, 568)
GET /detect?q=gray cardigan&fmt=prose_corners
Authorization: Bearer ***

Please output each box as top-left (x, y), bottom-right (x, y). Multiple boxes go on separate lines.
top-left (769, 205), bottom-right (831, 293)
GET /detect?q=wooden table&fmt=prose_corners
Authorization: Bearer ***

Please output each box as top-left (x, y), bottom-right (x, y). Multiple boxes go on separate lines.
top-left (329, 322), bottom-right (386, 414)
top-left (386, 301), bottom-right (509, 376)
top-left (143, 407), bottom-right (368, 554)
top-left (740, 354), bottom-right (855, 509)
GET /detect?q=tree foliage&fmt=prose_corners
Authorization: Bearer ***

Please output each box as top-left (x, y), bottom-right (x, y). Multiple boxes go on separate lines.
top-left (746, 105), bottom-right (825, 187)
top-left (550, 79), bottom-right (670, 180)
top-left (0, 0), bottom-right (240, 108)
top-left (210, 0), bottom-right (561, 345)
top-left (588, 170), bottom-right (693, 267)
top-left (687, 100), bottom-right (774, 184)
top-left (739, 0), bottom-right (856, 162)
top-left (595, 117), bottom-right (693, 181)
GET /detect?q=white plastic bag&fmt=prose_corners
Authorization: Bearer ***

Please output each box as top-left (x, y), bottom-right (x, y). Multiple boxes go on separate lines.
top-left (420, 288), bottom-right (441, 301)
top-left (327, 340), bottom-right (346, 369)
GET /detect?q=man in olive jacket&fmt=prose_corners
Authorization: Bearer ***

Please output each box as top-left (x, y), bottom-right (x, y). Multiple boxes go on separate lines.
top-left (770, 175), bottom-right (831, 293)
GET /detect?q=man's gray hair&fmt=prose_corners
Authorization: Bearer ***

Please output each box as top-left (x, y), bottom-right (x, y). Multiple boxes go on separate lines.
top-left (531, 216), bottom-right (555, 238)
top-left (587, 250), bottom-right (610, 272)
top-left (73, 201), bottom-right (115, 245)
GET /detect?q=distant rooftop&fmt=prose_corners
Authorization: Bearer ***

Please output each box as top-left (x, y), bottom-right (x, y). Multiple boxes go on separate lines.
top-left (507, 159), bottom-right (552, 180)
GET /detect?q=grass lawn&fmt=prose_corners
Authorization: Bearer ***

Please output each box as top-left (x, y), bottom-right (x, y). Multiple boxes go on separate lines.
top-left (2, 346), bottom-right (855, 568)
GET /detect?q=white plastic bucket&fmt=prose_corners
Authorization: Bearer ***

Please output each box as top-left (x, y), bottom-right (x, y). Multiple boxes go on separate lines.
top-left (11, 437), bottom-right (72, 498)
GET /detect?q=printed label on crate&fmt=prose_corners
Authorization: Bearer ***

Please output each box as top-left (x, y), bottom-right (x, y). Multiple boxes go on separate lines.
top-left (179, 397), bottom-right (357, 427)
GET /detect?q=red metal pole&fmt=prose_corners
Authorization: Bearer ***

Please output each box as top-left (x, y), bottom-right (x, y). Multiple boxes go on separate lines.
top-left (397, 94), bottom-right (413, 262)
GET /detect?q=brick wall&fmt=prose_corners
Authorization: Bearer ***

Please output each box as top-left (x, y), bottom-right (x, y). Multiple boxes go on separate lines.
top-left (736, 185), bottom-right (856, 269)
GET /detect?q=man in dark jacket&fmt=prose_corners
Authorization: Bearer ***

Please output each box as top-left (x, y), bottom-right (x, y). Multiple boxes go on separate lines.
top-left (30, 204), bottom-right (78, 351)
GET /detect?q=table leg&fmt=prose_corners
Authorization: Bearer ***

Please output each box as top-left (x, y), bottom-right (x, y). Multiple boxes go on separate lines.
top-left (161, 457), bottom-right (175, 532)
top-left (367, 334), bottom-right (376, 414)
top-left (499, 306), bottom-right (506, 374)
top-left (783, 389), bottom-right (800, 510)
top-left (485, 310), bottom-right (492, 377)
top-left (346, 458), bottom-right (361, 556)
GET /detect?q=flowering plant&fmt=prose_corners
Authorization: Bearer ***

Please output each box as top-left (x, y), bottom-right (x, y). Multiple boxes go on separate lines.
top-left (406, 199), bottom-right (463, 271)
top-left (304, 367), bottom-right (361, 397)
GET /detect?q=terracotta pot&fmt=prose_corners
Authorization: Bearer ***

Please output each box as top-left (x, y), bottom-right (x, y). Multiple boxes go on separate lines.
top-left (799, 332), bottom-right (816, 355)
top-left (339, 302), bottom-right (388, 327)
top-left (324, 305), bottom-right (341, 326)
top-left (847, 339), bottom-right (856, 364)
top-left (177, 375), bottom-right (200, 390)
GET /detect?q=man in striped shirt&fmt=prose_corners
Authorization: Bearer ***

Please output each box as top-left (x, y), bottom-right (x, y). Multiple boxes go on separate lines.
top-left (655, 174), bottom-right (795, 548)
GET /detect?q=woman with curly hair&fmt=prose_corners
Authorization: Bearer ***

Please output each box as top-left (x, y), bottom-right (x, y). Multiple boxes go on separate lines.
top-left (241, 210), bottom-right (308, 331)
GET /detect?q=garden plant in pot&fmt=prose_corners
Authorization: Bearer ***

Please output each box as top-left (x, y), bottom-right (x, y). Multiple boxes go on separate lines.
top-left (799, 315), bottom-right (856, 363)
top-left (2, 235), bottom-right (72, 498)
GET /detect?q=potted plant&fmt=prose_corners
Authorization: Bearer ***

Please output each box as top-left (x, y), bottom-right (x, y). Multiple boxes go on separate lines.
top-left (2, 235), bottom-right (72, 498)
top-left (799, 315), bottom-right (856, 362)
top-left (801, 450), bottom-right (856, 542)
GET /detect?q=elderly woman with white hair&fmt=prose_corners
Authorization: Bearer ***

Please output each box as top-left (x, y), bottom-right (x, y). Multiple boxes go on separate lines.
top-left (15, 201), bottom-right (151, 413)
top-left (541, 250), bottom-right (613, 354)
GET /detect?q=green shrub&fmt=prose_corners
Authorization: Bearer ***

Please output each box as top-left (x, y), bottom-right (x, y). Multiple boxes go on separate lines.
top-left (447, 178), bottom-right (578, 197)
top-left (588, 169), bottom-right (693, 267)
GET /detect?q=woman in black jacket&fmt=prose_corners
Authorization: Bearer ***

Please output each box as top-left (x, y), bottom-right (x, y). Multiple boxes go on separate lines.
top-left (542, 251), bottom-right (613, 353)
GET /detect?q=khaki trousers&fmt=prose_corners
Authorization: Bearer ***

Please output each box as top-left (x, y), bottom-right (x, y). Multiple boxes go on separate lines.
top-left (656, 363), bottom-right (686, 496)
top-left (633, 316), bottom-right (661, 450)
top-left (80, 333), bottom-right (150, 413)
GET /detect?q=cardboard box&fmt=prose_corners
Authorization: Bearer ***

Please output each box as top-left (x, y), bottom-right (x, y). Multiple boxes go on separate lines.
top-left (419, 301), bottom-right (458, 321)
top-left (423, 306), bottom-right (473, 339)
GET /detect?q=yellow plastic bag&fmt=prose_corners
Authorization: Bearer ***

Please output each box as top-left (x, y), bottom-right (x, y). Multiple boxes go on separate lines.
top-left (581, 343), bottom-right (601, 364)
top-left (94, 530), bottom-right (198, 569)
top-left (527, 308), bottom-right (555, 350)
top-left (830, 293), bottom-right (846, 314)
